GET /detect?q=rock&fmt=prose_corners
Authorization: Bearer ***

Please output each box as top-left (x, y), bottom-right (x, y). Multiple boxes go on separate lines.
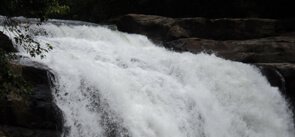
top-left (109, 14), bottom-right (295, 42)
top-left (0, 32), bottom-right (17, 52)
top-left (171, 18), bottom-right (279, 40)
top-left (256, 63), bottom-right (295, 104)
top-left (163, 35), bottom-right (295, 63)
top-left (0, 125), bottom-right (60, 137)
top-left (0, 63), bottom-right (63, 137)
top-left (109, 14), bottom-right (176, 42)
top-left (256, 63), bottom-right (295, 122)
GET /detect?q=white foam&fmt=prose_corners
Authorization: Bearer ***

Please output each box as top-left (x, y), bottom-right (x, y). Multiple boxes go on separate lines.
top-left (5, 23), bottom-right (295, 137)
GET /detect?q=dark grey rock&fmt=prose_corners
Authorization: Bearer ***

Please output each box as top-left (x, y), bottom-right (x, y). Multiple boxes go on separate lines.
top-left (256, 63), bottom-right (295, 123)
top-left (0, 125), bottom-right (61, 137)
top-left (256, 63), bottom-right (295, 105)
top-left (109, 14), bottom-right (295, 42)
top-left (0, 64), bottom-right (63, 137)
top-left (163, 35), bottom-right (295, 63)
top-left (0, 32), bottom-right (16, 52)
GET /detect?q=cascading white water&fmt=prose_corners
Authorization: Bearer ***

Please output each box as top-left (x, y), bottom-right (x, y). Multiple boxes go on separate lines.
top-left (2, 21), bottom-right (295, 137)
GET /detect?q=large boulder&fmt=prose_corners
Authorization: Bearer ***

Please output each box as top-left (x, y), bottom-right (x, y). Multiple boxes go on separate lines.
top-left (1, 27), bottom-right (63, 137)
top-left (108, 14), bottom-right (176, 42)
top-left (0, 32), bottom-right (17, 52)
top-left (109, 14), bottom-right (295, 42)
top-left (257, 63), bottom-right (295, 103)
top-left (0, 62), bottom-right (63, 137)
top-left (163, 34), bottom-right (295, 63)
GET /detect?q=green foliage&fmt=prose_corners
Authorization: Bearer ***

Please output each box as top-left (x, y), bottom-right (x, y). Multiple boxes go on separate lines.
top-left (0, 0), bottom-right (67, 98)
top-left (0, 0), bottom-right (70, 20)
top-left (0, 18), bottom-right (52, 98)
top-left (45, 0), bottom-right (70, 16)
top-left (2, 18), bottom-right (53, 58)
top-left (0, 49), bottom-right (31, 99)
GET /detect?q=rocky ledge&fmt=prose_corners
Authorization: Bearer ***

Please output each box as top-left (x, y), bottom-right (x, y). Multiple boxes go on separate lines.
top-left (108, 14), bottom-right (295, 42)
top-left (0, 32), bottom-right (63, 137)
top-left (0, 64), bottom-right (63, 137)
top-left (110, 14), bottom-right (295, 117)
top-left (163, 34), bottom-right (295, 63)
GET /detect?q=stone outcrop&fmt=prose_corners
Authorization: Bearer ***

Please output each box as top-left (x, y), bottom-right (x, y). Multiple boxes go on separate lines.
top-left (0, 32), bottom-right (63, 137)
top-left (163, 34), bottom-right (295, 63)
top-left (0, 63), bottom-right (63, 137)
top-left (109, 14), bottom-right (295, 42)
top-left (257, 63), bottom-right (295, 125)
top-left (257, 63), bottom-right (295, 106)
top-left (0, 32), bottom-right (17, 52)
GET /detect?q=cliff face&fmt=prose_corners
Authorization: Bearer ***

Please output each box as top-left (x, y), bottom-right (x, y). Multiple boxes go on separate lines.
top-left (110, 14), bottom-right (295, 118)
top-left (0, 32), bottom-right (63, 137)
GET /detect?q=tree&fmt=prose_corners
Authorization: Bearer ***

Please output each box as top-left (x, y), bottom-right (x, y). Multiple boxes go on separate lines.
top-left (1, 0), bottom-right (69, 57)
top-left (0, 0), bottom-right (69, 98)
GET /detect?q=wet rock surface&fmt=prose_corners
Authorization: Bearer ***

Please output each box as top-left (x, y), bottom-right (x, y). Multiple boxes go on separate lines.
top-left (163, 35), bottom-right (295, 63)
top-left (110, 14), bottom-right (295, 42)
top-left (0, 32), bottom-right (63, 137)
top-left (0, 32), bottom-right (17, 52)
top-left (0, 64), bottom-right (63, 137)
top-left (257, 63), bottom-right (295, 106)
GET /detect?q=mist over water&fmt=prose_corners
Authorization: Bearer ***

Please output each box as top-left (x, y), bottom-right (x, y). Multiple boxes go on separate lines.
top-left (4, 22), bottom-right (295, 137)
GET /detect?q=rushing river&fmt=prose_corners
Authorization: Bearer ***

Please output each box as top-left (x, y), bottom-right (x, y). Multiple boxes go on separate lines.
top-left (2, 19), bottom-right (295, 137)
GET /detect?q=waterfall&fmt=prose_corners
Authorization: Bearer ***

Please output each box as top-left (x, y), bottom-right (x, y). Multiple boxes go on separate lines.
top-left (2, 21), bottom-right (295, 137)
